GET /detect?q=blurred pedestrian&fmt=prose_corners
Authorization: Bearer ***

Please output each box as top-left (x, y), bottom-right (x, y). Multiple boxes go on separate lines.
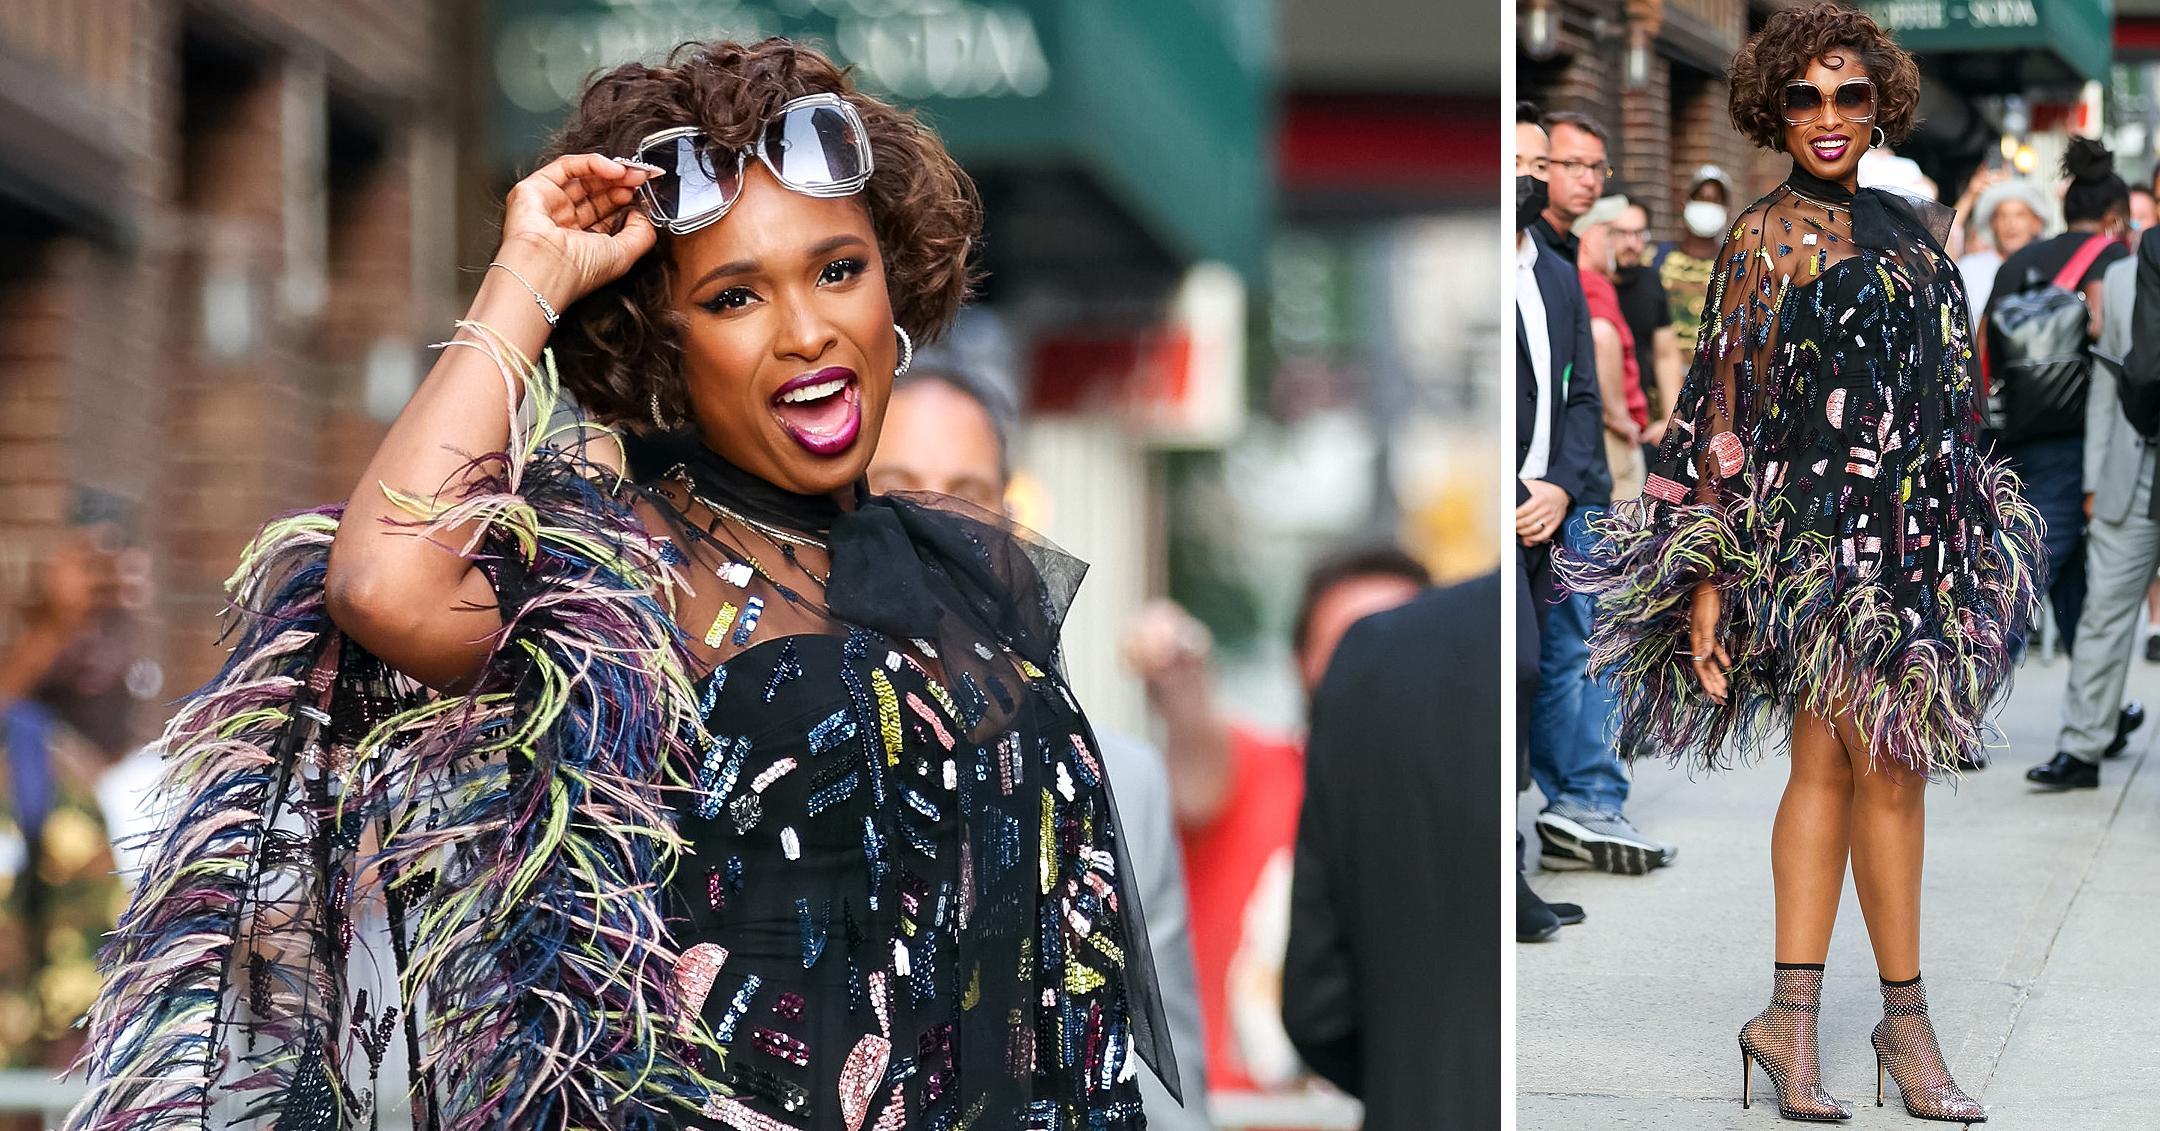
top-left (2132, 184), bottom-right (2155, 233)
top-left (1655, 165), bottom-right (1737, 362)
top-left (1986, 137), bottom-right (2131, 659)
top-left (1515, 103), bottom-right (1605, 624)
top-left (2025, 218), bottom-right (2159, 790)
top-left (1611, 199), bottom-right (1682, 445)
top-left (1123, 547), bottom-right (1427, 1096)
top-left (1563, 6), bottom-right (2038, 1121)
top-left (1281, 573), bottom-right (1501, 1131)
top-left (1958, 174), bottom-right (2051, 329)
top-left (0, 529), bottom-right (130, 1087)
top-left (1576, 192), bottom-right (1648, 501)
top-left (867, 353), bottom-right (1215, 1129)
top-left (1528, 116), bottom-right (1672, 876)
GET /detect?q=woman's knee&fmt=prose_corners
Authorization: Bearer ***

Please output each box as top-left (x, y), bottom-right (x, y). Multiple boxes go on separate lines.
top-left (1853, 761), bottom-right (1927, 808)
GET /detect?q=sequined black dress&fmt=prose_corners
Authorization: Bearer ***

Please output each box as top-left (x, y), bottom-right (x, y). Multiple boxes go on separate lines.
top-left (646, 447), bottom-right (1167, 1131)
top-left (1561, 169), bottom-right (2044, 776)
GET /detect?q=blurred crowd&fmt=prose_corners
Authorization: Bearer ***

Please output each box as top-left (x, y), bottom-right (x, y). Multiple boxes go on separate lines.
top-left (1514, 101), bottom-right (2160, 940)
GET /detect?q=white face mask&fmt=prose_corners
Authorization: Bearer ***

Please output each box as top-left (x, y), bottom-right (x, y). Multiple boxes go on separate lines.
top-left (1683, 200), bottom-right (1729, 239)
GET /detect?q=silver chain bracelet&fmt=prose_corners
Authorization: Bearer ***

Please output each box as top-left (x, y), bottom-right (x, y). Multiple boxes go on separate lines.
top-left (488, 260), bottom-right (559, 325)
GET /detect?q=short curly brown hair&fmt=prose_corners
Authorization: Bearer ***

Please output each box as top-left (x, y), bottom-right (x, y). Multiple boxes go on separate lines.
top-left (537, 38), bottom-right (982, 426)
top-left (1728, 3), bottom-right (1920, 153)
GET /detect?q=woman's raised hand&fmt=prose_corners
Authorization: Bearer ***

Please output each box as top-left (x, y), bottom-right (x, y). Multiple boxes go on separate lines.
top-left (495, 153), bottom-right (663, 311)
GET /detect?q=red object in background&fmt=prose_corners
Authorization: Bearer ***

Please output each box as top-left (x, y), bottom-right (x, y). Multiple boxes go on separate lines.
top-left (1179, 725), bottom-right (1307, 1094)
top-left (1278, 92), bottom-right (1496, 197)
top-left (1031, 328), bottom-right (1194, 414)
top-left (2027, 101), bottom-right (2093, 134)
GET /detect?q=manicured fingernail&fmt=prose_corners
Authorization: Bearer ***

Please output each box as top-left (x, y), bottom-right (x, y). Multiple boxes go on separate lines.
top-left (626, 159), bottom-right (667, 176)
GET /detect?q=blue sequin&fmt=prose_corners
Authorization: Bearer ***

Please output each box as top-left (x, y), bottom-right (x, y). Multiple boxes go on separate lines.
top-left (808, 709), bottom-right (857, 755)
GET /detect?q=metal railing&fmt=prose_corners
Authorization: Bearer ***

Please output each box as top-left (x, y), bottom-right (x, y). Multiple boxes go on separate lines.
top-left (0, 1074), bottom-right (1361, 1131)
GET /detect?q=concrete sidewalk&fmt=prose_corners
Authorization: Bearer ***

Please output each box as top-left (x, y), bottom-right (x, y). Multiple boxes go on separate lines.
top-left (1517, 650), bottom-right (2160, 1129)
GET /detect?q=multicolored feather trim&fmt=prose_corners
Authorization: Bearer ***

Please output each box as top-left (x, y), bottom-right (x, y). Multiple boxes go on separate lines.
top-left (1560, 458), bottom-right (2042, 780)
top-left (65, 325), bottom-right (717, 1131)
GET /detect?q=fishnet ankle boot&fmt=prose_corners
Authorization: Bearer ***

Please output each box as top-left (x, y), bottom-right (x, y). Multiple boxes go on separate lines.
top-left (1739, 964), bottom-right (1853, 1121)
top-left (1873, 975), bottom-right (1986, 1125)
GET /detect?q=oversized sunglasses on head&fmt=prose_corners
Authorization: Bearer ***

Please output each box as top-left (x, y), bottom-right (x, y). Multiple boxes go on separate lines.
top-left (1782, 78), bottom-right (1877, 126)
top-left (629, 93), bottom-right (874, 235)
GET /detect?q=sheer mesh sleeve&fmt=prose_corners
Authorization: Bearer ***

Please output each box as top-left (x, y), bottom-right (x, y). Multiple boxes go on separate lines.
top-left (1652, 196), bottom-right (1852, 510)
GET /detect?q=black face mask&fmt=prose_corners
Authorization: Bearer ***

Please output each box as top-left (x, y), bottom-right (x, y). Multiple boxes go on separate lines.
top-left (1517, 174), bottom-right (1549, 233)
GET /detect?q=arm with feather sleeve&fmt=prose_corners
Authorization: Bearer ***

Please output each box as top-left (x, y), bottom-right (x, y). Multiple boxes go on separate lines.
top-left (64, 331), bottom-right (717, 1131)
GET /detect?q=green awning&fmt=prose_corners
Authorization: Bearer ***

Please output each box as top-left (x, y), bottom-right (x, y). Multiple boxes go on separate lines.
top-left (1863, 0), bottom-right (2113, 91)
top-left (489, 1), bottom-right (1269, 277)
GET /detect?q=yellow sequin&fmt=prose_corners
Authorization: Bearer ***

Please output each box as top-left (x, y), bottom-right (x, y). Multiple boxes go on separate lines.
top-left (1063, 959), bottom-right (1105, 995)
top-left (703, 602), bottom-right (739, 648)
top-left (924, 678), bottom-right (960, 721)
top-left (872, 669), bottom-right (902, 766)
top-left (1040, 789), bottom-right (1057, 894)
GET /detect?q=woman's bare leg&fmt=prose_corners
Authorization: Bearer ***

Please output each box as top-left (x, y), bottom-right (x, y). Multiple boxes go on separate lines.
top-left (1842, 718), bottom-right (1925, 982)
top-left (1773, 707), bottom-right (1856, 962)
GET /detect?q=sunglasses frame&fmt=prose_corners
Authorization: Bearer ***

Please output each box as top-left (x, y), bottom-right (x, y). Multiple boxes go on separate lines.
top-left (631, 93), bottom-right (875, 236)
top-left (1780, 77), bottom-right (1878, 127)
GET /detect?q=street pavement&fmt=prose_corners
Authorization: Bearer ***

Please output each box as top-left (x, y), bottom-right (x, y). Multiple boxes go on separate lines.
top-left (1517, 647), bottom-right (2160, 1129)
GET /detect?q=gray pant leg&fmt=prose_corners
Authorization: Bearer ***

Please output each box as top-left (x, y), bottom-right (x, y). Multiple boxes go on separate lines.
top-left (2058, 465), bottom-right (2160, 762)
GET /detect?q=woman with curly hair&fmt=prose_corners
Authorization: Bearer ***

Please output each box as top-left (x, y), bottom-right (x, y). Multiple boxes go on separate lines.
top-left (1563, 4), bottom-right (2038, 1124)
top-left (63, 38), bottom-right (1177, 1131)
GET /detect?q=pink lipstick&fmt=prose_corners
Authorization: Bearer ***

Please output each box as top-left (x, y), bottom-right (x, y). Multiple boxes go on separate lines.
top-left (769, 366), bottom-right (861, 457)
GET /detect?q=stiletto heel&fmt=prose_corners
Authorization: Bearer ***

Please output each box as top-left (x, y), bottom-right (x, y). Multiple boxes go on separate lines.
top-left (1876, 1054), bottom-right (1885, 1107)
top-left (1737, 965), bottom-right (1852, 1120)
top-left (1872, 975), bottom-right (1986, 1124)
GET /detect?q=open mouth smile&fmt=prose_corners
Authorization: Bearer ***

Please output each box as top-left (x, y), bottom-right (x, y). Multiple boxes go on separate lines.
top-left (769, 367), bottom-right (862, 457)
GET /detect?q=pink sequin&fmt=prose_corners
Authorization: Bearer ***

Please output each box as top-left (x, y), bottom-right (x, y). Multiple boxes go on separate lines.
top-left (1825, 387), bottom-right (1846, 429)
top-left (1708, 430), bottom-right (1745, 478)
top-left (702, 1095), bottom-right (806, 1131)
top-left (672, 943), bottom-right (729, 1038)
top-left (838, 1034), bottom-right (892, 1131)
top-left (870, 1085), bottom-right (907, 1131)
top-left (1642, 474), bottom-right (1688, 504)
top-left (906, 693), bottom-right (955, 749)
top-left (868, 970), bottom-right (892, 1037)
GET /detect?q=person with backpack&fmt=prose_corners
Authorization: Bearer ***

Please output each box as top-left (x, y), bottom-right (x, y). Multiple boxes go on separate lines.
top-left (2026, 212), bottom-right (2160, 788)
top-left (1984, 137), bottom-right (2131, 659)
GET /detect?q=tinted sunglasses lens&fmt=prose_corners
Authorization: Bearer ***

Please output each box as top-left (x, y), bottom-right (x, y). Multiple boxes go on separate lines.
top-left (1837, 82), bottom-right (1876, 118)
top-left (761, 101), bottom-right (870, 190)
top-left (1783, 84), bottom-right (1823, 122)
top-left (640, 134), bottom-right (740, 223)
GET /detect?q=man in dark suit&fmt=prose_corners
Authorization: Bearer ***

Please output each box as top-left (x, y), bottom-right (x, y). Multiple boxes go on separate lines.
top-left (1515, 103), bottom-right (1606, 627)
top-left (1281, 572), bottom-right (1500, 1131)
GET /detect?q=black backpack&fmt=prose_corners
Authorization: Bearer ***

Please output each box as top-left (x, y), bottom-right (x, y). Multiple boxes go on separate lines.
top-left (1985, 235), bottom-right (2114, 445)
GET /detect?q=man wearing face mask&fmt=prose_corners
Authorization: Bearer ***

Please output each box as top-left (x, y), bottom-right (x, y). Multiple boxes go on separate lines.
top-left (1656, 166), bottom-right (1737, 363)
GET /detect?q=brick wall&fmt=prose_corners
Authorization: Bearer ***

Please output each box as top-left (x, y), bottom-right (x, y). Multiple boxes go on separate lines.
top-left (0, 0), bottom-right (460, 736)
top-left (1521, 0), bottom-right (1765, 245)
